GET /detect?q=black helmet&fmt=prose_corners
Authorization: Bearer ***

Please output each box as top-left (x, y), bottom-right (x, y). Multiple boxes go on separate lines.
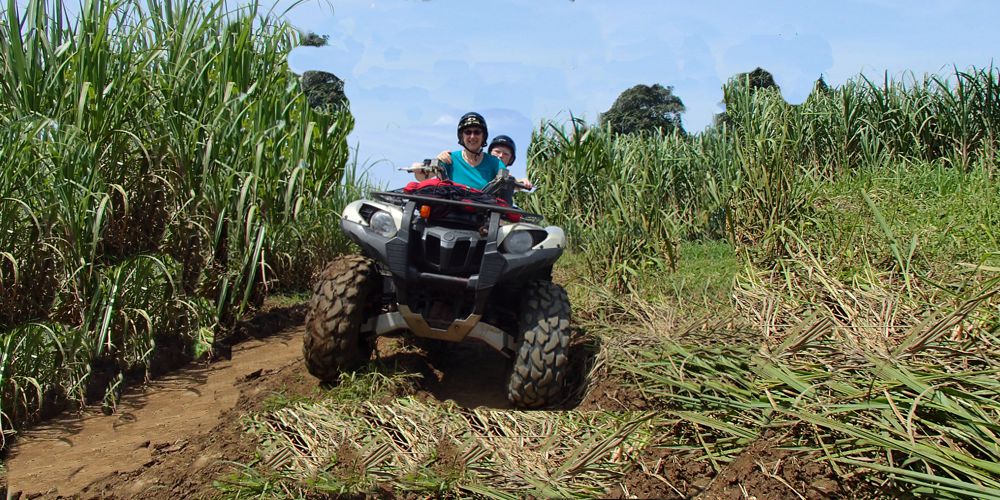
top-left (457, 112), bottom-right (488, 148)
top-left (488, 135), bottom-right (516, 164)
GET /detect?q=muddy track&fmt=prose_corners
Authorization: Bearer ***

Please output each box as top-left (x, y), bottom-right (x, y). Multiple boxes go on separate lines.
top-left (6, 315), bottom-right (306, 498)
top-left (3, 306), bottom-right (523, 499)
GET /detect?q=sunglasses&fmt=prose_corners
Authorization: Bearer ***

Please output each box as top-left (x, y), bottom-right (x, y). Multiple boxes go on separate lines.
top-left (462, 128), bottom-right (484, 136)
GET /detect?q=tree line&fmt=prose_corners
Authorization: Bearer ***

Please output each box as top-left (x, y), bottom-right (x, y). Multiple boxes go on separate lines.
top-left (600, 67), bottom-right (814, 136)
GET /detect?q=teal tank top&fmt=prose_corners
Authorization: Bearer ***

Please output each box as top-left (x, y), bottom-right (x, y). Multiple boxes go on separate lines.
top-left (447, 150), bottom-right (503, 190)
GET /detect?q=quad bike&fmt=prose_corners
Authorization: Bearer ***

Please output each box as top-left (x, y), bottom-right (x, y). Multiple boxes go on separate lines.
top-left (302, 160), bottom-right (572, 407)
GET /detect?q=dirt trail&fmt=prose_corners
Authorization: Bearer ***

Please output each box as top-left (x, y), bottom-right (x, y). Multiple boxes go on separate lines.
top-left (6, 323), bottom-right (304, 498)
top-left (2, 307), bottom-right (852, 499)
top-left (4, 306), bottom-right (524, 499)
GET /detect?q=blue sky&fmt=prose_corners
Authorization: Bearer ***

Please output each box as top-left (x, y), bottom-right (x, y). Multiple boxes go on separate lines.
top-left (280, 0), bottom-right (999, 187)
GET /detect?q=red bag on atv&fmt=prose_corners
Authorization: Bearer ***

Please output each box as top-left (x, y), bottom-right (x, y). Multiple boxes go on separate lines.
top-left (401, 178), bottom-right (521, 222)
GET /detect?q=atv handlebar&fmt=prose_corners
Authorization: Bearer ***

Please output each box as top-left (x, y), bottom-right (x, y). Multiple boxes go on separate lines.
top-left (371, 191), bottom-right (543, 223)
top-left (401, 161), bottom-right (531, 196)
top-left (481, 168), bottom-right (533, 204)
top-left (399, 159), bottom-right (449, 181)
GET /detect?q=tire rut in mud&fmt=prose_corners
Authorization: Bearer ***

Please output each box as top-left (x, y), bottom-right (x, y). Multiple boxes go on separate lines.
top-left (4, 305), bottom-right (309, 499)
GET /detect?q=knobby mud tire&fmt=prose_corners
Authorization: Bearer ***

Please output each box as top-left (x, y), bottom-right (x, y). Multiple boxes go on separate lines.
top-left (507, 280), bottom-right (572, 408)
top-left (303, 255), bottom-right (376, 382)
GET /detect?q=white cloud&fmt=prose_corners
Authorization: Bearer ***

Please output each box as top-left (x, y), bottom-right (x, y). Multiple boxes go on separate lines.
top-left (432, 114), bottom-right (455, 126)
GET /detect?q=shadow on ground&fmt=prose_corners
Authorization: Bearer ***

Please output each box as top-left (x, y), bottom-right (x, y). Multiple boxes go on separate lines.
top-left (369, 325), bottom-right (601, 411)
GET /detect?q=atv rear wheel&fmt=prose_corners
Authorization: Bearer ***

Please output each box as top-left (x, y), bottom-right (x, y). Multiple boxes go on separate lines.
top-left (303, 255), bottom-right (377, 382)
top-left (507, 280), bottom-right (571, 408)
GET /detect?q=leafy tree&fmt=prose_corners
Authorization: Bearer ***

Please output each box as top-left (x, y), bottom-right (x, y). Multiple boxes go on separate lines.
top-left (735, 67), bottom-right (780, 92)
top-left (714, 67), bottom-right (782, 127)
top-left (299, 31), bottom-right (329, 47)
top-left (301, 71), bottom-right (348, 112)
top-left (812, 74), bottom-right (832, 96)
top-left (600, 84), bottom-right (686, 135)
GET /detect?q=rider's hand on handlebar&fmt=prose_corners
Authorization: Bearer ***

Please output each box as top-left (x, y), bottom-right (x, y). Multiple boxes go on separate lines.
top-left (410, 161), bottom-right (436, 181)
top-left (516, 178), bottom-right (533, 191)
top-left (436, 150), bottom-right (452, 165)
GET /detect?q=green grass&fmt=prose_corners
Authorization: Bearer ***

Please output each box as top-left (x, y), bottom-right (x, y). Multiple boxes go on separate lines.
top-left (809, 161), bottom-right (1000, 280)
top-left (0, 0), bottom-right (360, 440)
top-left (651, 240), bottom-right (739, 307)
top-left (263, 292), bottom-right (312, 310)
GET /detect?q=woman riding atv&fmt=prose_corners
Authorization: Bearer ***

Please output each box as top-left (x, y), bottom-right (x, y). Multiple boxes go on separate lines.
top-left (413, 112), bottom-right (531, 190)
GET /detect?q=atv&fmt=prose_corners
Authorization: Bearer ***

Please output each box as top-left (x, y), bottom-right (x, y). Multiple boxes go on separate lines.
top-left (302, 160), bottom-right (572, 407)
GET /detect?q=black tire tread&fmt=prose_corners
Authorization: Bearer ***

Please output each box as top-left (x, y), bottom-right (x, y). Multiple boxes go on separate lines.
top-left (302, 255), bottom-right (375, 382)
top-left (507, 280), bottom-right (571, 408)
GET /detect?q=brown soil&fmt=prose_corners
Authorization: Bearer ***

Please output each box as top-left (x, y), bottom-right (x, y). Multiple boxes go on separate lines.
top-left (696, 438), bottom-right (853, 500)
top-left (608, 445), bottom-right (712, 499)
top-left (608, 435), bottom-right (874, 500)
top-left (402, 338), bottom-right (515, 409)
top-left (400, 324), bottom-right (595, 410)
top-left (577, 375), bottom-right (656, 411)
top-left (5, 306), bottom-right (310, 499)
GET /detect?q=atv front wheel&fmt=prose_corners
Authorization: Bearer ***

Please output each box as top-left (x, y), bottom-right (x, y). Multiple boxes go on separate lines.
top-left (507, 280), bottom-right (572, 408)
top-left (303, 255), bottom-right (377, 382)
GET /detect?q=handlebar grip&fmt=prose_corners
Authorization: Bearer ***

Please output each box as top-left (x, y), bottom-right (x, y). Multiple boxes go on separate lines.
top-left (401, 159), bottom-right (447, 173)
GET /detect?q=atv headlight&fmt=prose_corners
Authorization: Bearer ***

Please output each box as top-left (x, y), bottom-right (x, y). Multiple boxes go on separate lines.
top-left (369, 210), bottom-right (397, 237)
top-left (501, 231), bottom-right (534, 254)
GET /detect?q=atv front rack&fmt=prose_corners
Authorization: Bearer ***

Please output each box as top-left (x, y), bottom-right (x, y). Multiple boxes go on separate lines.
top-left (371, 191), bottom-right (543, 224)
top-left (340, 193), bottom-right (561, 349)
